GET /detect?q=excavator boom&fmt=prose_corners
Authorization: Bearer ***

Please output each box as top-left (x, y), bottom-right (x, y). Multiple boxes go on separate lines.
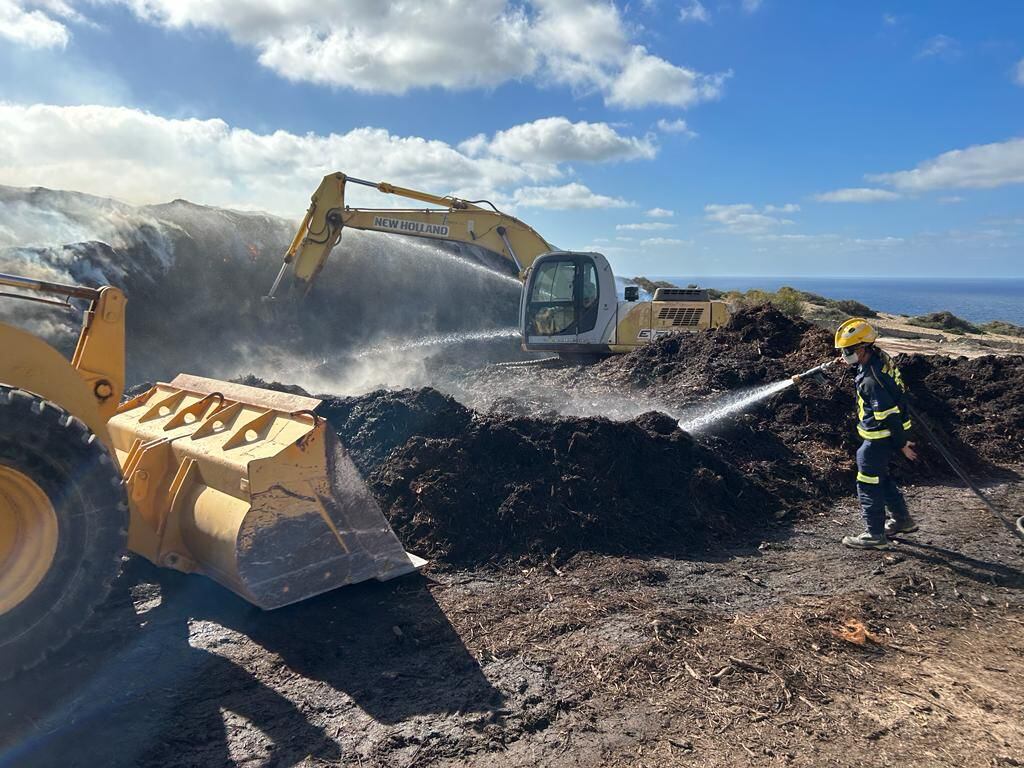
top-left (268, 172), bottom-right (554, 298)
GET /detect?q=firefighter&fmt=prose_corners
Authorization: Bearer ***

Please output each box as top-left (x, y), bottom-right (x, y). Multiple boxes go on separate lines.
top-left (835, 318), bottom-right (919, 550)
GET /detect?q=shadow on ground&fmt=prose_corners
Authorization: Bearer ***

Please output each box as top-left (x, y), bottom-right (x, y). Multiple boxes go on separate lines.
top-left (0, 558), bottom-right (502, 768)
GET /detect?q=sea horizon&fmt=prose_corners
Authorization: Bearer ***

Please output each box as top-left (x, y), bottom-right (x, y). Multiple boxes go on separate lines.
top-left (649, 275), bottom-right (1024, 326)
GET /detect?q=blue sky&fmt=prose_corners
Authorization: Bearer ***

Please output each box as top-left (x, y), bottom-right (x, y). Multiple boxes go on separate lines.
top-left (1, 0), bottom-right (1023, 277)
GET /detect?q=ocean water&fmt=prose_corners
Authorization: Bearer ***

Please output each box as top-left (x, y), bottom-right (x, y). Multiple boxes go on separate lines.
top-left (652, 276), bottom-right (1024, 326)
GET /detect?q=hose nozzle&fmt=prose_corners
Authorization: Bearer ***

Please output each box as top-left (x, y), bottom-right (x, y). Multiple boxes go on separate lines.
top-left (791, 358), bottom-right (838, 385)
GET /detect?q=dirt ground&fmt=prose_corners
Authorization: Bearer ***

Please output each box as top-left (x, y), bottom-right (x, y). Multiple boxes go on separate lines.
top-left (2, 476), bottom-right (1021, 768)
top-left (3, 306), bottom-right (1023, 767)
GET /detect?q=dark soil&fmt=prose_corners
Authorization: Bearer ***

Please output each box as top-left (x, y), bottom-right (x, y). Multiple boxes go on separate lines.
top-left (3, 479), bottom-right (1021, 768)
top-left (596, 305), bottom-right (836, 395)
top-left (899, 353), bottom-right (1024, 465)
top-left (316, 387), bottom-right (473, 477)
top-left (369, 411), bottom-right (775, 566)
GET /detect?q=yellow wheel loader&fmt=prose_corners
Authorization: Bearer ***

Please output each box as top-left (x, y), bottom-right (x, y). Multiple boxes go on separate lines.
top-left (0, 272), bottom-right (424, 680)
top-left (267, 172), bottom-right (729, 358)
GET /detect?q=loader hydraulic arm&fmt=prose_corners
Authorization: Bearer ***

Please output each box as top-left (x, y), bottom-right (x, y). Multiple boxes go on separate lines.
top-left (268, 172), bottom-right (556, 299)
top-left (0, 272), bottom-right (125, 422)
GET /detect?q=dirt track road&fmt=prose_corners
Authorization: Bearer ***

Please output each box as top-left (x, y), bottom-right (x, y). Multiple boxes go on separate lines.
top-left (2, 477), bottom-right (1021, 767)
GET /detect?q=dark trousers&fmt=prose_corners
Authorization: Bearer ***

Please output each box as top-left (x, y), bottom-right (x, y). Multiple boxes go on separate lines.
top-left (856, 439), bottom-right (909, 536)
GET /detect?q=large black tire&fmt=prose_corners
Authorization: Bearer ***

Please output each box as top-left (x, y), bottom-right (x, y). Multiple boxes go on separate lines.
top-left (0, 386), bottom-right (128, 680)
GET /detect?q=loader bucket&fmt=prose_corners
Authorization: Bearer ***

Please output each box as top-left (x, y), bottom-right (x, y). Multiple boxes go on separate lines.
top-left (108, 374), bottom-right (425, 609)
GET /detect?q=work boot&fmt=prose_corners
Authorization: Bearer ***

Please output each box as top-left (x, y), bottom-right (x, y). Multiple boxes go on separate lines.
top-left (841, 532), bottom-right (890, 550)
top-left (885, 516), bottom-right (919, 535)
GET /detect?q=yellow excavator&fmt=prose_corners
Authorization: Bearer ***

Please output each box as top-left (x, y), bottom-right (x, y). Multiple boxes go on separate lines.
top-left (0, 273), bottom-right (424, 679)
top-left (268, 172), bottom-right (727, 357)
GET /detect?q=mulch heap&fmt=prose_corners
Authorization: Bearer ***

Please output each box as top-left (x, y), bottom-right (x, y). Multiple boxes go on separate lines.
top-left (368, 410), bottom-right (776, 566)
top-left (594, 303), bottom-right (837, 396)
top-left (238, 305), bottom-right (1023, 568)
top-left (304, 382), bottom-right (776, 565)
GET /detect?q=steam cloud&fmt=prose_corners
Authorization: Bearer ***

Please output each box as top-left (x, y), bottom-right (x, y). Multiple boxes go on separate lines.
top-left (0, 184), bottom-right (525, 389)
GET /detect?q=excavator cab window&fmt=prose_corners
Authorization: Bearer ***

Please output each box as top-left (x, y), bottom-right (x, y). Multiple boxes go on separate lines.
top-left (527, 259), bottom-right (577, 336)
top-left (526, 255), bottom-right (601, 338)
top-left (579, 260), bottom-right (599, 333)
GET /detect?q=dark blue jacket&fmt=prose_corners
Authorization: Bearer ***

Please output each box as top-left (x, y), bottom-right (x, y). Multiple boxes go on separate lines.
top-left (855, 351), bottom-right (912, 448)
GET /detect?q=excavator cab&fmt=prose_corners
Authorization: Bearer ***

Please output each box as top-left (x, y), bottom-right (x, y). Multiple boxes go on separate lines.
top-left (520, 252), bottom-right (617, 354)
top-left (521, 252), bottom-right (729, 357)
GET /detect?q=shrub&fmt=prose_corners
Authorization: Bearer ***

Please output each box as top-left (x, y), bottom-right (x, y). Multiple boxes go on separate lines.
top-left (728, 287), bottom-right (804, 318)
top-left (833, 299), bottom-right (877, 318)
top-left (907, 311), bottom-right (982, 335)
top-left (980, 320), bottom-right (1024, 337)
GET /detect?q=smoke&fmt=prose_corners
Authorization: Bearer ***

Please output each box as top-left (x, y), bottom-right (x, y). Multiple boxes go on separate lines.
top-left (0, 184), bottom-right (526, 387)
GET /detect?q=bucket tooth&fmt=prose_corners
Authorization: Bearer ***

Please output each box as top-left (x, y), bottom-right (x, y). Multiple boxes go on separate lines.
top-left (108, 374), bottom-right (424, 608)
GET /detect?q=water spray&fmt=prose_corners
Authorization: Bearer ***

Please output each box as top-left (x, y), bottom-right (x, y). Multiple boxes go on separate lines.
top-left (677, 359), bottom-right (840, 434)
top-left (355, 328), bottom-right (521, 359)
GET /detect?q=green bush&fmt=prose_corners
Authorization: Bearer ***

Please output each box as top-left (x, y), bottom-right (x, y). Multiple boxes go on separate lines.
top-left (907, 311), bottom-right (982, 335)
top-left (980, 320), bottom-right (1024, 337)
top-left (728, 287), bottom-right (804, 318)
top-left (772, 287), bottom-right (805, 318)
top-left (833, 299), bottom-right (877, 318)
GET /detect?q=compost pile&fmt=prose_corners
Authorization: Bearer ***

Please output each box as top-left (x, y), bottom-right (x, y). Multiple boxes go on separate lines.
top-left (899, 353), bottom-right (1024, 464)
top-left (595, 304), bottom-right (836, 396)
top-left (317, 387), bottom-right (473, 476)
top-left (234, 306), bottom-right (1022, 567)
top-left (307, 385), bottom-right (773, 565)
top-left (368, 410), bottom-right (775, 565)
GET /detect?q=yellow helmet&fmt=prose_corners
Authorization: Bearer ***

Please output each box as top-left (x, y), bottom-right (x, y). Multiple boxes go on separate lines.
top-left (834, 317), bottom-right (877, 349)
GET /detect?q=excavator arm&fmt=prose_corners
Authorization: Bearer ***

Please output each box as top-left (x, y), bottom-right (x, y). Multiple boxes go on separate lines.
top-left (268, 172), bottom-right (555, 298)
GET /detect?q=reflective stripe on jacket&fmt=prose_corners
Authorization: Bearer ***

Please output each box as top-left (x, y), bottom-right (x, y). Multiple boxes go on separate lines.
top-left (855, 351), bottom-right (911, 445)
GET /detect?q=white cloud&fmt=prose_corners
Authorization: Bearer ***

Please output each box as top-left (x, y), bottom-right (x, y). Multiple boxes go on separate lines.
top-left (0, 0), bottom-right (72, 48)
top-left (867, 137), bottom-right (1024, 191)
top-left (656, 118), bottom-right (696, 136)
top-left (616, 222), bottom-right (674, 231)
top-left (512, 182), bottom-right (631, 209)
top-left (0, 103), bottom-right (645, 216)
top-left (741, 0), bottom-right (763, 13)
top-left (704, 203), bottom-right (797, 234)
top-left (606, 46), bottom-right (729, 108)
top-left (1014, 58), bottom-right (1024, 87)
top-left (97, 0), bottom-right (727, 110)
top-left (882, 13), bottom-right (898, 26)
top-left (646, 207), bottom-right (674, 218)
top-left (938, 195), bottom-right (964, 204)
top-left (813, 187), bottom-right (902, 203)
top-left (640, 237), bottom-right (687, 246)
top-left (679, 1), bottom-right (709, 23)
top-left (464, 117), bottom-right (657, 164)
top-left (917, 34), bottom-right (960, 60)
